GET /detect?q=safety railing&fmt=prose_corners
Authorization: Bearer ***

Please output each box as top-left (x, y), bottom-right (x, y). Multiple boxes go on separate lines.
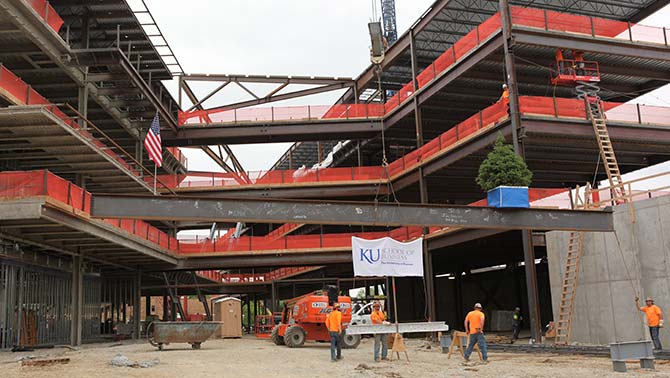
top-left (0, 170), bottom-right (180, 253)
top-left (511, 7), bottom-right (669, 46)
top-left (585, 170), bottom-right (670, 208)
top-left (0, 65), bottom-right (177, 193)
top-left (177, 6), bottom-right (668, 127)
top-left (169, 97), bottom-right (670, 192)
top-left (26, 0), bottom-right (64, 33)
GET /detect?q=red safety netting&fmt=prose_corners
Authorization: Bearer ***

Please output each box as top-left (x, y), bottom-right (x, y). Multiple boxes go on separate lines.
top-left (26, 0), bottom-right (64, 33)
top-left (0, 66), bottom-right (161, 185)
top-left (177, 7), bottom-right (667, 129)
top-left (167, 97), bottom-right (670, 193)
top-left (0, 170), bottom-right (589, 261)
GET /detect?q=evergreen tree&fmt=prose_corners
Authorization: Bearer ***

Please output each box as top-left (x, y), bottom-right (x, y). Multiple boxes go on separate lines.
top-left (476, 133), bottom-right (532, 192)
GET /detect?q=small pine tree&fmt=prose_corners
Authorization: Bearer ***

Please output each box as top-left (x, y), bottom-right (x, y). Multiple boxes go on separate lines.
top-left (476, 133), bottom-right (532, 192)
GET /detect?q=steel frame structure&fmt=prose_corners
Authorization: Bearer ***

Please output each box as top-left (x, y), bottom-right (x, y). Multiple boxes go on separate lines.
top-left (0, 0), bottom-right (669, 348)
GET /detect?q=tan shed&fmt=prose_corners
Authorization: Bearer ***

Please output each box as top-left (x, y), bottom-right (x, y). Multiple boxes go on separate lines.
top-left (212, 297), bottom-right (242, 338)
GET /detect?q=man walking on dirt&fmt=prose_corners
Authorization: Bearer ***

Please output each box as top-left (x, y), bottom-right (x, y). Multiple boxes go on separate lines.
top-left (326, 302), bottom-right (343, 362)
top-left (636, 296), bottom-right (663, 350)
top-left (464, 302), bottom-right (488, 362)
top-left (370, 301), bottom-right (389, 361)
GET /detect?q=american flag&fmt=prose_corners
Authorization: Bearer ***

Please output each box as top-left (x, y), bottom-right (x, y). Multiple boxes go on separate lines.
top-left (144, 113), bottom-right (162, 167)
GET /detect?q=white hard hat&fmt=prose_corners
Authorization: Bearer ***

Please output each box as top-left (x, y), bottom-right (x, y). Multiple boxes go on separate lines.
top-left (474, 303), bottom-right (482, 309)
top-left (502, 84), bottom-right (508, 89)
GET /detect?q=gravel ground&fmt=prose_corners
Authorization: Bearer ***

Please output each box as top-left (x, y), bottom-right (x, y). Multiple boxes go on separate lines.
top-left (2, 337), bottom-right (670, 378)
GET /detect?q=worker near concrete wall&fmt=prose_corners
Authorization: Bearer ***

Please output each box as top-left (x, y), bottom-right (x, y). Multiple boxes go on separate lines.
top-left (636, 297), bottom-right (663, 350)
top-left (325, 303), bottom-right (343, 362)
top-left (370, 301), bottom-right (389, 362)
top-left (464, 303), bottom-right (488, 362)
top-left (511, 307), bottom-right (523, 343)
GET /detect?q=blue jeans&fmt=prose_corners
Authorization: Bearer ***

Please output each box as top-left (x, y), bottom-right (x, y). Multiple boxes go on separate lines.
top-left (650, 326), bottom-right (662, 350)
top-left (464, 332), bottom-right (488, 361)
top-left (330, 332), bottom-right (342, 361)
top-left (374, 333), bottom-right (388, 360)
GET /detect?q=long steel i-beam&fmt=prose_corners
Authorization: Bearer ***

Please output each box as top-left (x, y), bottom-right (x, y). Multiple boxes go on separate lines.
top-left (90, 195), bottom-right (613, 231)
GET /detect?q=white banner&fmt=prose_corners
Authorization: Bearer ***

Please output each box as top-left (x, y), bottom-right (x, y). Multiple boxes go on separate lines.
top-left (351, 236), bottom-right (424, 277)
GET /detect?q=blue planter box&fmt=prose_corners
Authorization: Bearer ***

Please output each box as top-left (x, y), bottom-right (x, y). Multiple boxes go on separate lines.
top-left (487, 186), bottom-right (529, 208)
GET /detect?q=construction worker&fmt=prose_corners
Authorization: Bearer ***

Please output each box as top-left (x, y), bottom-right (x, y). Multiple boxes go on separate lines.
top-left (370, 301), bottom-right (389, 361)
top-left (500, 84), bottom-right (509, 104)
top-left (325, 302), bottom-right (343, 362)
top-left (499, 83), bottom-right (510, 116)
top-left (511, 307), bottom-right (523, 343)
top-left (636, 297), bottom-right (663, 350)
top-left (555, 48), bottom-right (565, 75)
top-left (464, 303), bottom-right (488, 362)
top-left (573, 50), bottom-right (585, 76)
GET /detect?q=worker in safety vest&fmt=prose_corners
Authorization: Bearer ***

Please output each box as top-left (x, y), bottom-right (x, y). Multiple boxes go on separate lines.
top-left (370, 301), bottom-right (389, 361)
top-left (464, 302), bottom-right (488, 362)
top-left (325, 303), bottom-right (343, 362)
top-left (636, 296), bottom-right (663, 350)
top-left (555, 48), bottom-right (565, 75)
top-left (573, 50), bottom-right (585, 76)
top-left (500, 84), bottom-right (510, 114)
top-left (511, 307), bottom-right (523, 343)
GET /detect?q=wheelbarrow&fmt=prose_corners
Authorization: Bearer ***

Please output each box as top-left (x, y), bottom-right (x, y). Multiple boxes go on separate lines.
top-left (147, 321), bottom-right (221, 350)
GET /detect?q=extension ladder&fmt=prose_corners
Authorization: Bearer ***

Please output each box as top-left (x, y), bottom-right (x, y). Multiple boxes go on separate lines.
top-left (555, 83), bottom-right (628, 345)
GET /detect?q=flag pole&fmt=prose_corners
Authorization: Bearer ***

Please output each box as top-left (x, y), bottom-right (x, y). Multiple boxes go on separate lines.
top-left (153, 163), bottom-right (157, 195)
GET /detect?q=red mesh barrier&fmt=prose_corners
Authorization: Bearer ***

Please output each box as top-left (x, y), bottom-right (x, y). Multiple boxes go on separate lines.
top-left (45, 173), bottom-right (70, 204)
top-left (453, 30), bottom-right (478, 60)
top-left (0, 66), bottom-right (29, 104)
top-left (434, 48), bottom-right (455, 73)
top-left (511, 7), bottom-right (546, 29)
top-left (0, 171), bottom-right (45, 197)
top-left (477, 13), bottom-right (501, 40)
top-left (26, 0), bottom-right (64, 33)
top-left (398, 83), bottom-right (415, 103)
top-left (417, 64), bottom-right (436, 88)
top-left (68, 184), bottom-right (85, 211)
top-left (592, 18), bottom-right (629, 37)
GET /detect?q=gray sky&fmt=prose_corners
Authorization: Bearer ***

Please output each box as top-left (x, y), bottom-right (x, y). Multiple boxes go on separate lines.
top-left (143, 0), bottom-right (670, 173)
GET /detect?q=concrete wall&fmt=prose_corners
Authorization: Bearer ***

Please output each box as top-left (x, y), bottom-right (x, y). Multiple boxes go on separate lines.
top-left (547, 195), bottom-right (670, 345)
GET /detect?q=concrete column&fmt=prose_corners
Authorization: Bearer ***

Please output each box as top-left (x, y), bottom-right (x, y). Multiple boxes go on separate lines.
top-left (133, 273), bottom-right (141, 339)
top-left (522, 229), bottom-right (542, 342)
top-left (70, 255), bottom-right (83, 346)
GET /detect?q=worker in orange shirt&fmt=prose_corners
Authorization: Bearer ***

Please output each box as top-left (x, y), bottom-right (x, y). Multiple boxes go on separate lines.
top-left (464, 302), bottom-right (488, 362)
top-left (325, 302), bottom-right (343, 362)
top-left (573, 50), bottom-right (585, 76)
top-left (636, 296), bottom-right (663, 350)
top-left (555, 48), bottom-right (565, 75)
top-left (370, 301), bottom-right (389, 361)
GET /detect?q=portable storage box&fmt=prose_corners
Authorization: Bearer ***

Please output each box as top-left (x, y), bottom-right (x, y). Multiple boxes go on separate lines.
top-left (487, 186), bottom-right (529, 208)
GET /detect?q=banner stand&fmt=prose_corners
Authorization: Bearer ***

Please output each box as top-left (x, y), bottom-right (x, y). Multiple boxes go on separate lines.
top-left (390, 276), bottom-right (409, 362)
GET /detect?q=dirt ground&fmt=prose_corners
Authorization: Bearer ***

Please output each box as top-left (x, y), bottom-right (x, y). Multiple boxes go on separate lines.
top-left (2, 337), bottom-right (670, 378)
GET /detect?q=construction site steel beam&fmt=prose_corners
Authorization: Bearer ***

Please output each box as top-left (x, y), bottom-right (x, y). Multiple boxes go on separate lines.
top-left (182, 73), bottom-right (353, 85)
top-left (162, 119), bottom-right (382, 146)
top-left (90, 195), bottom-right (613, 231)
top-left (511, 27), bottom-right (670, 61)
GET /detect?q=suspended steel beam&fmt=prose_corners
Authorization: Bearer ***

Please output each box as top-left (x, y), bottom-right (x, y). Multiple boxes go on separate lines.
top-left (90, 194), bottom-right (613, 231)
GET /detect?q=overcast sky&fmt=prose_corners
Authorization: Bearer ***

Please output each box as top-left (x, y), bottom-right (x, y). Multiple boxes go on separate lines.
top-left (141, 0), bottom-right (670, 173)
